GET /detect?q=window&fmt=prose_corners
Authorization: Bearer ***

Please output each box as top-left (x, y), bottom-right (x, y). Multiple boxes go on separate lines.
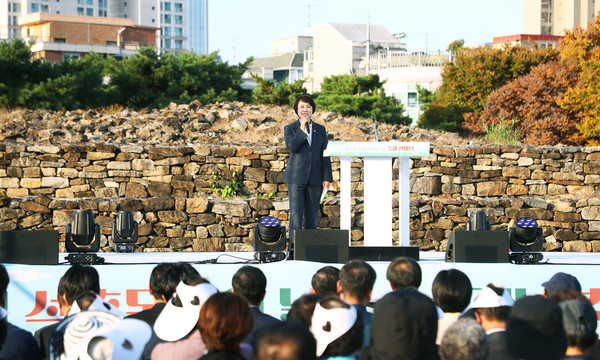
top-left (86, 7), bottom-right (93, 15)
top-left (164, 38), bottom-right (171, 48)
top-left (12, 16), bottom-right (18, 25)
top-left (77, 7), bottom-right (83, 14)
top-left (98, 0), bottom-right (103, 6)
top-left (164, 14), bottom-right (171, 23)
top-left (174, 27), bottom-right (182, 37)
top-left (407, 92), bottom-right (418, 108)
top-left (174, 15), bottom-right (182, 24)
top-left (151, 6), bottom-right (154, 9)
top-left (106, 40), bottom-right (116, 46)
top-left (41, 4), bottom-right (49, 11)
top-left (174, 39), bottom-right (182, 49)
top-left (174, 2), bottom-right (182, 11)
top-left (31, 3), bottom-right (39, 12)
top-left (55, 37), bottom-right (66, 42)
top-left (77, 0), bottom-right (83, 4)
top-left (86, 0), bottom-right (93, 5)
top-left (164, 2), bottom-right (171, 11)
top-left (7, 3), bottom-right (10, 11)
top-left (152, 18), bottom-right (155, 23)
top-left (63, 53), bottom-right (80, 61)
top-left (163, 26), bottom-right (171, 36)
top-left (13, 3), bottom-right (21, 12)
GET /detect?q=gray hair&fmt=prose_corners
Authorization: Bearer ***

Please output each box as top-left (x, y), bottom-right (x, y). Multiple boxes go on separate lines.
top-left (439, 318), bottom-right (489, 360)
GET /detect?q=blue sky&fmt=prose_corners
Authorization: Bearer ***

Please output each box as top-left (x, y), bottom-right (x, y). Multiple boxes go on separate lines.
top-left (209, 0), bottom-right (524, 64)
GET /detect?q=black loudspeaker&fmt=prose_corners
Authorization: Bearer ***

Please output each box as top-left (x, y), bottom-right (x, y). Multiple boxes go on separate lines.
top-left (293, 229), bottom-right (349, 264)
top-left (349, 246), bottom-right (420, 261)
top-left (0, 230), bottom-right (59, 265)
top-left (445, 230), bottom-right (509, 263)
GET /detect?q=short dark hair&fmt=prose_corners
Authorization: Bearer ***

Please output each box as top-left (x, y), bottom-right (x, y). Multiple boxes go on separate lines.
top-left (339, 260), bottom-right (376, 301)
top-left (386, 257), bottom-right (421, 290)
top-left (474, 306), bottom-right (512, 322)
top-left (287, 294), bottom-right (322, 327)
top-left (62, 264), bottom-right (100, 305)
top-left (432, 269), bottom-right (472, 313)
top-left (232, 265), bottom-right (267, 306)
top-left (311, 266), bottom-right (339, 297)
top-left (320, 297), bottom-right (364, 358)
top-left (162, 262), bottom-right (200, 301)
top-left (254, 321), bottom-right (317, 360)
top-left (0, 265), bottom-right (8, 298)
top-left (294, 95), bottom-right (316, 116)
top-left (198, 292), bottom-right (254, 352)
top-left (149, 263), bottom-right (174, 301)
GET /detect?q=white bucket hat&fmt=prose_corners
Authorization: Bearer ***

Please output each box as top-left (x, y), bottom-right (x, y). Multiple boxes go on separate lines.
top-left (469, 283), bottom-right (515, 309)
top-left (153, 281), bottom-right (218, 341)
top-left (310, 301), bottom-right (358, 357)
top-left (69, 318), bottom-right (152, 360)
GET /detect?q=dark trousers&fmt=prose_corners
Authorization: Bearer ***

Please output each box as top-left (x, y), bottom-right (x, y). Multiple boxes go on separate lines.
top-left (288, 183), bottom-right (322, 245)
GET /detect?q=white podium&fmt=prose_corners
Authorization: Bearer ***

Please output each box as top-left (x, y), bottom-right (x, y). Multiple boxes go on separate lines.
top-left (324, 142), bottom-right (430, 246)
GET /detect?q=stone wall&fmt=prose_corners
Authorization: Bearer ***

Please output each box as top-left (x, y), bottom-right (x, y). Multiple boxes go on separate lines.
top-left (1, 142), bottom-right (600, 252)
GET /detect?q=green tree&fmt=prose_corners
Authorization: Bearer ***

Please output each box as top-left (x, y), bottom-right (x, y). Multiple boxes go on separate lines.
top-left (251, 76), bottom-right (307, 107)
top-left (447, 39), bottom-right (465, 52)
top-left (315, 74), bottom-right (411, 125)
top-left (419, 45), bottom-right (558, 132)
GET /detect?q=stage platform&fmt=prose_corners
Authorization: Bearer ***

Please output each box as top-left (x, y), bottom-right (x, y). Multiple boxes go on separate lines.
top-left (5, 251), bottom-right (600, 334)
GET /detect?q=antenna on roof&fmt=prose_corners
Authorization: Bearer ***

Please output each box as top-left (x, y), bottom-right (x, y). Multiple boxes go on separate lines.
top-left (304, 3), bottom-right (317, 35)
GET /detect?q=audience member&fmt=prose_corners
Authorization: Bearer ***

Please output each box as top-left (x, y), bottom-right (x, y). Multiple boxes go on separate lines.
top-left (559, 299), bottom-right (598, 359)
top-left (360, 288), bottom-right (439, 360)
top-left (36, 264), bottom-right (101, 359)
top-left (337, 260), bottom-right (375, 352)
top-left (151, 275), bottom-right (221, 360)
top-left (232, 265), bottom-right (281, 345)
top-left (286, 294), bottom-right (322, 327)
top-left (439, 318), bottom-right (489, 360)
top-left (432, 269), bottom-right (472, 344)
top-left (198, 292), bottom-right (254, 360)
top-left (136, 262), bottom-right (199, 360)
top-left (254, 321), bottom-right (316, 360)
top-left (127, 263), bottom-right (174, 326)
top-left (386, 256), bottom-right (422, 290)
top-left (0, 264), bottom-right (40, 360)
top-left (505, 295), bottom-right (567, 360)
top-left (542, 272), bottom-right (582, 298)
top-left (470, 284), bottom-right (515, 360)
top-left (310, 266), bottom-right (340, 297)
top-left (310, 297), bottom-right (363, 359)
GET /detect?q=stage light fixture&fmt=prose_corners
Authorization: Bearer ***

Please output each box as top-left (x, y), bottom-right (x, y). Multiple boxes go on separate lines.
top-left (65, 210), bottom-right (104, 265)
top-left (465, 211), bottom-right (491, 231)
top-left (111, 211), bottom-right (138, 252)
top-left (509, 217), bottom-right (544, 264)
top-left (253, 216), bottom-right (287, 263)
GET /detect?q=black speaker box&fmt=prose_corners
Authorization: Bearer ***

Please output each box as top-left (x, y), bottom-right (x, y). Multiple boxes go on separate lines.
top-left (445, 230), bottom-right (509, 263)
top-left (0, 230), bottom-right (59, 265)
top-left (349, 246), bottom-right (419, 261)
top-left (293, 229), bottom-right (349, 264)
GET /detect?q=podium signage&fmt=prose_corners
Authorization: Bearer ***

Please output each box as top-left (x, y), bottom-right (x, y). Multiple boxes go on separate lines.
top-left (325, 141), bottom-right (430, 247)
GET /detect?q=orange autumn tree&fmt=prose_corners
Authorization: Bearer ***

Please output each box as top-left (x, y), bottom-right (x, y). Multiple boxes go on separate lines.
top-left (559, 15), bottom-right (600, 145)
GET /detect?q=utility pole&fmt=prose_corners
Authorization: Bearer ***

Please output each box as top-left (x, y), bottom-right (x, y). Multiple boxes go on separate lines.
top-left (366, 16), bottom-right (371, 74)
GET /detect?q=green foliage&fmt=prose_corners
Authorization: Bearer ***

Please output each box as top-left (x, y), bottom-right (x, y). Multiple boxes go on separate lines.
top-left (251, 76), bottom-right (307, 107)
top-left (482, 119), bottom-right (522, 144)
top-left (315, 74), bottom-right (411, 125)
top-left (211, 170), bottom-right (242, 198)
top-left (447, 39), bottom-right (465, 52)
top-left (0, 39), bottom-right (251, 110)
top-left (419, 45), bottom-right (558, 132)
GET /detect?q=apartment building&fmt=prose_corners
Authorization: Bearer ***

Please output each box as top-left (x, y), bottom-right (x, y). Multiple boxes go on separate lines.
top-left (1, 0), bottom-right (207, 55)
top-left (524, 0), bottom-right (600, 35)
top-left (108, 0), bottom-right (207, 54)
top-left (19, 12), bottom-right (157, 61)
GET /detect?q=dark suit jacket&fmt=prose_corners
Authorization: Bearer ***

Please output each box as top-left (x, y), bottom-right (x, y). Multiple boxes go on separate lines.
top-left (245, 306), bottom-right (281, 346)
top-left (283, 120), bottom-right (332, 185)
top-left (487, 330), bottom-right (514, 360)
